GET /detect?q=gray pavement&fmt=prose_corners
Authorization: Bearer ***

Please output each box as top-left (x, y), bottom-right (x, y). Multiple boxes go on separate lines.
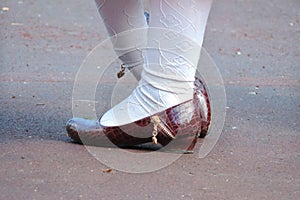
top-left (1, 0), bottom-right (300, 199)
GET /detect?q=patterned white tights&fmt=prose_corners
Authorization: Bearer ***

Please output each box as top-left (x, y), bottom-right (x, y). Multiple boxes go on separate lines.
top-left (95, 0), bottom-right (212, 126)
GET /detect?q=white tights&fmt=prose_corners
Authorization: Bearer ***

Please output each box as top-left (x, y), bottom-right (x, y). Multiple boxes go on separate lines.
top-left (95, 0), bottom-right (212, 126)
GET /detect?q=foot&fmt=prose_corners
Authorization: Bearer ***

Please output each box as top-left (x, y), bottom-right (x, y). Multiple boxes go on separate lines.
top-left (66, 76), bottom-right (210, 153)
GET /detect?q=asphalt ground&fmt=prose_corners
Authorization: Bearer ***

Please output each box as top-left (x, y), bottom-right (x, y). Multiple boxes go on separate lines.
top-left (0, 0), bottom-right (299, 199)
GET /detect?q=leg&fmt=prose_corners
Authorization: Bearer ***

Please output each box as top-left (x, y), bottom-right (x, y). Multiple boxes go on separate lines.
top-left (95, 0), bottom-right (148, 79)
top-left (144, 0), bottom-right (213, 94)
top-left (100, 0), bottom-right (212, 127)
